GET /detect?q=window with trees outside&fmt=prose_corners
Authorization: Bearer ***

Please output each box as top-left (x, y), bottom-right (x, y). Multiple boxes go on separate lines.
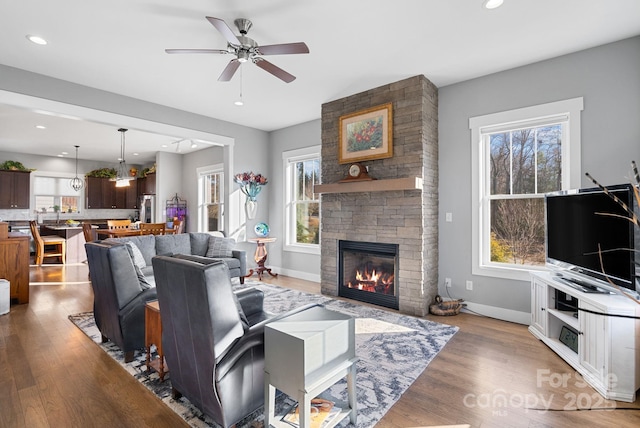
top-left (284, 146), bottom-right (320, 254)
top-left (470, 98), bottom-right (583, 281)
top-left (197, 165), bottom-right (224, 233)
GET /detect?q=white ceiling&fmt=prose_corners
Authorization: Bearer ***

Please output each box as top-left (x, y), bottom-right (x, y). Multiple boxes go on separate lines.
top-left (1, 0), bottom-right (639, 163)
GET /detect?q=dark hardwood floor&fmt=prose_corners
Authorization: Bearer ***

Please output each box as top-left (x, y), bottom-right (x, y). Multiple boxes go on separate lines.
top-left (1, 261), bottom-right (638, 427)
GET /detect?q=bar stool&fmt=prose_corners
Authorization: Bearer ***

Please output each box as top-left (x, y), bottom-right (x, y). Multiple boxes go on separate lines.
top-left (29, 221), bottom-right (66, 265)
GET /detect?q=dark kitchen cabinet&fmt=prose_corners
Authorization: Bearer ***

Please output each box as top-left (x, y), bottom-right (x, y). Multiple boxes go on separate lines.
top-left (85, 176), bottom-right (139, 209)
top-left (85, 177), bottom-right (100, 209)
top-left (0, 170), bottom-right (31, 209)
top-left (139, 172), bottom-right (155, 195)
top-left (127, 181), bottom-right (139, 208)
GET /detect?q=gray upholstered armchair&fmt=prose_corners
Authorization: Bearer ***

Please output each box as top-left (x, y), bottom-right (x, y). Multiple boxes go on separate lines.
top-left (151, 255), bottom-right (316, 428)
top-left (85, 241), bottom-right (158, 362)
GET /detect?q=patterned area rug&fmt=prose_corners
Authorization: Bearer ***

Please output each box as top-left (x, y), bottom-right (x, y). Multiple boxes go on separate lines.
top-left (69, 280), bottom-right (458, 427)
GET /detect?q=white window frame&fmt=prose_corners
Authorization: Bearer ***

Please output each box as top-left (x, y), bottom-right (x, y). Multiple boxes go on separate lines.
top-left (469, 98), bottom-right (583, 281)
top-left (283, 145), bottom-right (321, 255)
top-left (197, 164), bottom-right (224, 233)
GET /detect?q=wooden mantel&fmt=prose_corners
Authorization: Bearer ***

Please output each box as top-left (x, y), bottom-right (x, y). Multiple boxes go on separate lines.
top-left (314, 177), bottom-right (423, 194)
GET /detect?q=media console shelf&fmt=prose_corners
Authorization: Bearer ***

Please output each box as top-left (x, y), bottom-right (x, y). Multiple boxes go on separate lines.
top-left (530, 271), bottom-right (640, 402)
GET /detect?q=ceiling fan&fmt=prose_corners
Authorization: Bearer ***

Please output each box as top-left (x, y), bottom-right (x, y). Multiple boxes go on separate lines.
top-left (166, 16), bottom-right (309, 83)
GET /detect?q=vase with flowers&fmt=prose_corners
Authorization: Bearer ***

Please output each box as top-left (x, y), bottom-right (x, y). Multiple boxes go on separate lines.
top-left (234, 171), bottom-right (268, 219)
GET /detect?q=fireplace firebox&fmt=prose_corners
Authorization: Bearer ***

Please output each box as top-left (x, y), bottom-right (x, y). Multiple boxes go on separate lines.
top-left (338, 240), bottom-right (399, 310)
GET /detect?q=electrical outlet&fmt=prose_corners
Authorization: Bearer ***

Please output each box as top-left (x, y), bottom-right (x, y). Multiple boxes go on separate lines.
top-left (445, 278), bottom-right (452, 288)
top-left (445, 212), bottom-right (453, 222)
top-left (466, 280), bottom-right (473, 291)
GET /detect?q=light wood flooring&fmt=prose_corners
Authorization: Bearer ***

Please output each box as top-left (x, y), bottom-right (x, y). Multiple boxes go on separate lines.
top-left (1, 262), bottom-right (639, 427)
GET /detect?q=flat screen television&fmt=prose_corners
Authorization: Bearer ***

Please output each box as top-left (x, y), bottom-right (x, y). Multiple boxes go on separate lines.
top-left (545, 184), bottom-right (639, 296)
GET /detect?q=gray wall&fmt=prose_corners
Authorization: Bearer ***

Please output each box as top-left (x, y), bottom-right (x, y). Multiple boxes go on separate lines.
top-left (268, 119), bottom-right (322, 281)
top-left (2, 37), bottom-right (639, 317)
top-left (181, 126), bottom-right (270, 263)
top-left (0, 64), bottom-right (270, 259)
top-left (438, 36), bottom-right (640, 319)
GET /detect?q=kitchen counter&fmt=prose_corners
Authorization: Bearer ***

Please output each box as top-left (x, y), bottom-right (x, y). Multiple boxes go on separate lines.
top-left (42, 224), bottom-right (95, 231)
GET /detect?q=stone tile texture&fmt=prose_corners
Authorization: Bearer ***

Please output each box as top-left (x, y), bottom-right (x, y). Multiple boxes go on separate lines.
top-left (320, 75), bottom-right (438, 316)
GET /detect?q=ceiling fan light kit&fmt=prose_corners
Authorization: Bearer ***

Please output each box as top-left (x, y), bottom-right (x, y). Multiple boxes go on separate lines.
top-left (235, 64), bottom-right (244, 106)
top-left (26, 34), bottom-right (47, 45)
top-left (166, 16), bottom-right (309, 83)
top-left (483, 0), bottom-right (504, 9)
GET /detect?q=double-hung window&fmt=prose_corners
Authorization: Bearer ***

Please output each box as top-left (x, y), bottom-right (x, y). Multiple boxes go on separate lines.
top-left (470, 98), bottom-right (583, 281)
top-left (284, 146), bottom-right (321, 253)
top-left (197, 165), bottom-right (224, 233)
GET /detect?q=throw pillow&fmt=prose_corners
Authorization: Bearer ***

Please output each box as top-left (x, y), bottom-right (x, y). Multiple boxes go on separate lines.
top-left (206, 236), bottom-right (236, 258)
top-left (124, 242), bottom-right (152, 290)
top-left (125, 241), bottom-right (147, 269)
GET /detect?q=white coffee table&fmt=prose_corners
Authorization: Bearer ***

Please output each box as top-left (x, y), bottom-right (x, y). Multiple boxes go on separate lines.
top-left (264, 306), bottom-right (357, 428)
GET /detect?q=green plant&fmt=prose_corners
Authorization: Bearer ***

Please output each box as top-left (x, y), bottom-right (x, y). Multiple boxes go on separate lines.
top-left (0, 160), bottom-right (30, 171)
top-left (85, 167), bottom-right (117, 178)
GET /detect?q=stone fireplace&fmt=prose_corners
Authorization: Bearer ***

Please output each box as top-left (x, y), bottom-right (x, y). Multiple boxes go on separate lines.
top-left (339, 239), bottom-right (399, 310)
top-left (318, 75), bottom-right (438, 317)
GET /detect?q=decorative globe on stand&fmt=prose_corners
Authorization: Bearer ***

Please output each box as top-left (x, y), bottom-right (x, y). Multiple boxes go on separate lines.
top-left (254, 222), bottom-right (270, 238)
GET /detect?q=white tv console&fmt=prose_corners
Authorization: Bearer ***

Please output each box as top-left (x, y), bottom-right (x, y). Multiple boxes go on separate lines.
top-left (529, 271), bottom-right (640, 402)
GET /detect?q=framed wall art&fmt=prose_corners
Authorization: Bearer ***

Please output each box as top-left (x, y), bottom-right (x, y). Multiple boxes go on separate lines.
top-left (338, 103), bottom-right (393, 164)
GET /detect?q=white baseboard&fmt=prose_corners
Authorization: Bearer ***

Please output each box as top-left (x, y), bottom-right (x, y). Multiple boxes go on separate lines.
top-left (461, 301), bottom-right (530, 325)
top-left (270, 266), bottom-right (321, 283)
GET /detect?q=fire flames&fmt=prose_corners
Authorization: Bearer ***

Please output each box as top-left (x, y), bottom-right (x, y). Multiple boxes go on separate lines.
top-left (347, 266), bottom-right (394, 295)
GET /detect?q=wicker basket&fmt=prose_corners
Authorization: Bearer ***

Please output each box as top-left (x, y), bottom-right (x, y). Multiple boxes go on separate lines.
top-left (429, 295), bottom-right (463, 316)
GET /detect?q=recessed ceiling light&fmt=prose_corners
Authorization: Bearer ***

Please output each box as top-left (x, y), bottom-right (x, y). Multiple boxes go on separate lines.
top-left (483, 0), bottom-right (504, 9)
top-left (57, 154), bottom-right (64, 157)
top-left (161, 144), bottom-right (168, 148)
top-left (26, 35), bottom-right (48, 45)
top-left (61, 151), bottom-right (68, 155)
top-left (35, 125), bottom-right (46, 129)
top-left (133, 153), bottom-right (139, 156)
top-left (234, 100), bottom-right (244, 106)
top-left (190, 142), bottom-right (198, 149)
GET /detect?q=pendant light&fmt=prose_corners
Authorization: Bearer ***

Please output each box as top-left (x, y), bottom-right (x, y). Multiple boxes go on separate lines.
top-left (111, 128), bottom-right (135, 187)
top-left (69, 145), bottom-right (84, 191)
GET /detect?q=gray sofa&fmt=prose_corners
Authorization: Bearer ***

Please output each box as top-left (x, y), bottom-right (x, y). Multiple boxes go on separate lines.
top-left (104, 232), bottom-right (247, 284)
top-left (84, 232), bottom-right (247, 362)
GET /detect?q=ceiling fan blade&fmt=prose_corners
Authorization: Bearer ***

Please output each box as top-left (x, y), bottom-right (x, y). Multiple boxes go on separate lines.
top-left (254, 58), bottom-right (296, 83)
top-left (218, 59), bottom-right (241, 81)
top-left (206, 16), bottom-right (240, 45)
top-left (258, 42), bottom-right (309, 56)
top-left (165, 49), bottom-right (228, 54)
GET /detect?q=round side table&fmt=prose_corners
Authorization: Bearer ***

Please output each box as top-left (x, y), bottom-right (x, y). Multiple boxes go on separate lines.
top-left (245, 237), bottom-right (278, 280)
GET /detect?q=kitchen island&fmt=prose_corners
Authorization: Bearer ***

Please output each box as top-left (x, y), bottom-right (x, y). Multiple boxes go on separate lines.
top-left (40, 224), bottom-right (97, 264)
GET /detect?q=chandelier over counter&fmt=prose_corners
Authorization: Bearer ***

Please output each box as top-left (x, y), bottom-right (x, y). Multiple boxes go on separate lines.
top-left (111, 128), bottom-right (136, 187)
top-left (69, 145), bottom-right (84, 191)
